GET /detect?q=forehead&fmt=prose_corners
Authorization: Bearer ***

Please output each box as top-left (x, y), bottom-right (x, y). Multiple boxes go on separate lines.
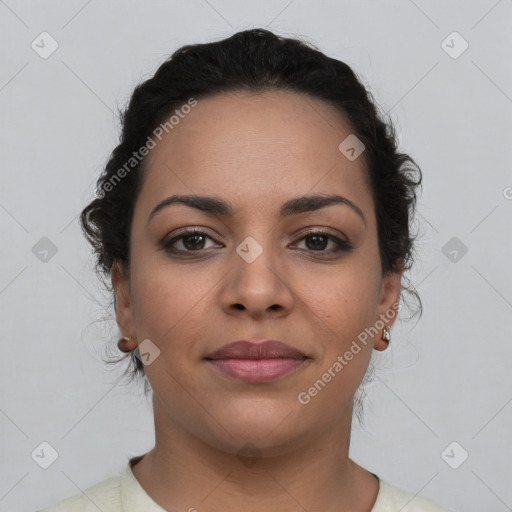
top-left (137, 89), bottom-right (373, 220)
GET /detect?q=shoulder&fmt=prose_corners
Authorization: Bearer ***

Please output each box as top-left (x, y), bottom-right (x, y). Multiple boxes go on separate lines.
top-left (372, 478), bottom-right (452, 512)
top-left (37, 474), bottom-right (122, 512)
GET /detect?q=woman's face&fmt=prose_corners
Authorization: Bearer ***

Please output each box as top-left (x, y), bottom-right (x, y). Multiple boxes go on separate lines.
top-left (113, 89), bottom-right (401, 455)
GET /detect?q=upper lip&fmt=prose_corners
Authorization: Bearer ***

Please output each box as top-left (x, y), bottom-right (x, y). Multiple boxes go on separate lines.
top-left (205, 340), bottom-right (307, 360)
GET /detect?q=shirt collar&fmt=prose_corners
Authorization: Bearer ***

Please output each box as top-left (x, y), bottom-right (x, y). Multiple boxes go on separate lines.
top-left (121, 455), bottom-right (167, 511)
top-left (121, 456), bottom-right (386, 511)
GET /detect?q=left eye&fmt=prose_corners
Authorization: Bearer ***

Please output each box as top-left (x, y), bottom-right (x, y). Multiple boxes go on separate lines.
top-left (293, 231), bottom-right (352, 253)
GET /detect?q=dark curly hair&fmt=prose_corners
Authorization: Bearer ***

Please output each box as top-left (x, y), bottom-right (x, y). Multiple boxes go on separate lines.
top-left (80, 28), bottom-right (422, 397)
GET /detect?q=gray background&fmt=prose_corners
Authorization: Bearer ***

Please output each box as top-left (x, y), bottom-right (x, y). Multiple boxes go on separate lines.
top-left (1, 1), bottom-right (511, 511)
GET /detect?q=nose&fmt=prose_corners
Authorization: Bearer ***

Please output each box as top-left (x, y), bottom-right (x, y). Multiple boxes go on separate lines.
top-left (219, 237), bottom-right (295, 320)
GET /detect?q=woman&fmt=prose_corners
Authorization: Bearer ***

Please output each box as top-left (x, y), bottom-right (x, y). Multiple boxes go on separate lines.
top-left (39, 28), bottom-right (450, 511)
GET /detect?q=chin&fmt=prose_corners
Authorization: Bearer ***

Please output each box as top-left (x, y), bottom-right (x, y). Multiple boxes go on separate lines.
top-left (196, 406), bottom-right (307, 458)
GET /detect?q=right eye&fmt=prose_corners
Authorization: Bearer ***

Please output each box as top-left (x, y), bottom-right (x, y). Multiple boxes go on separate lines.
top-left (161, 228), bottom-right (223, 254)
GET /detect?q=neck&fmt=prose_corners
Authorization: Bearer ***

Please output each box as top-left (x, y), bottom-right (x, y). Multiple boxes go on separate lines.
top-left (130, 396), bottom-right (379, 512)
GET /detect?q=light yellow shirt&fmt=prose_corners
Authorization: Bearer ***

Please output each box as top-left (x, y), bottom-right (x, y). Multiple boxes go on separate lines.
top-left (38, 456), bottom-right (451, 511)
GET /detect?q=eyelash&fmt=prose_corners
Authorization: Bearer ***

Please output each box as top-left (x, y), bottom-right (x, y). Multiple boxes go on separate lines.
top-left (161, 228), bottom-right (353, 257)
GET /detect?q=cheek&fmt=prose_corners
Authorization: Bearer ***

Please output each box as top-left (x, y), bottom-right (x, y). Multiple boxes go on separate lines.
top-left (299, 263), bottom-right (381, 339)
top-left (295, 272), bottom-right (379, 410)
top-left (130, 255), bottom-right (212, 347)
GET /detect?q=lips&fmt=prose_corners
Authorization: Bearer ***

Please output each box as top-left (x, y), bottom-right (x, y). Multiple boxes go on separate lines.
top-left (206, 340), bottom-right (306, 360)
top-left (205, 340), bottom-right (309, 383)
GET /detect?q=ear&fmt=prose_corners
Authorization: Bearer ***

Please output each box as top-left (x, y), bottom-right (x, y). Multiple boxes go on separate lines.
top-left (374, 260), bottom-right (403, 351)
top-left (111, 260), bottom-right (135, 338)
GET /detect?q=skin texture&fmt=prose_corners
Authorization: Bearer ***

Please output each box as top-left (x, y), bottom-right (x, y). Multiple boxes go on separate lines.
top-left (112, 89), bottom-right (403, 512)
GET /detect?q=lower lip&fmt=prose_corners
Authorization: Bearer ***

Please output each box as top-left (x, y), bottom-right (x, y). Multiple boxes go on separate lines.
top-left (207, 358), bottom-right (307, 383)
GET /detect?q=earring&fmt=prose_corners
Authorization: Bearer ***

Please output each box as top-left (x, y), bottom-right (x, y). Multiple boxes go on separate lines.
top-left (382, 326), bottom-right (391, 343)
top-left (117, 335), bottom-right (137, 353)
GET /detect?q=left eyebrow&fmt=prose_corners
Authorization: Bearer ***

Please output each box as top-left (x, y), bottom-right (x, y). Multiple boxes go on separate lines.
top-left (147, 193), bottom-right (366, 227)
